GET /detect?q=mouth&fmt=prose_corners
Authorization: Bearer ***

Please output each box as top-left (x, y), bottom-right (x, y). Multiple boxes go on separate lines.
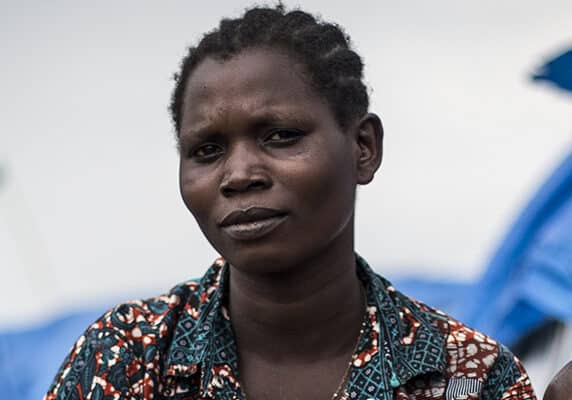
top-left (219, 207), bottom-right (288, 241)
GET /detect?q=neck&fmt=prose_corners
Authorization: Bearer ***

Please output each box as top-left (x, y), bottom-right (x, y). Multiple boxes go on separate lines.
top-left (228, 232), bottom-right (364, 363)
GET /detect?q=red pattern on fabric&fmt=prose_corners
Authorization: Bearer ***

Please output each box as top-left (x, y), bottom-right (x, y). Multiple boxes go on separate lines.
top-left (44, 258), bottom-right (537, 400)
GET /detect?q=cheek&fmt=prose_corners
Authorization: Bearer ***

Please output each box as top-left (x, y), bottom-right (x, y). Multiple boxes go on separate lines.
top-left (282, 140), bottom-right (356, 211)
top-left (179, 162), bottom-right (218, 223)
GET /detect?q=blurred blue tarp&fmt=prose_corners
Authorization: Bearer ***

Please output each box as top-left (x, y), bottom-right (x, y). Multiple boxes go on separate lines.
top-left (532, 49), bottom-right (572, 92)
top-left (1, 46), bottom-right (571, 399)
top-left (0, 310), bottom-right (103, 399)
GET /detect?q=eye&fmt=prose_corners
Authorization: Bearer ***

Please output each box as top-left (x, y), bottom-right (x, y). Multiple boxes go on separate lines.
top-left (264, 129), bottom-right (304, 146)
top-left (190, 143), bottom-right (224, 162)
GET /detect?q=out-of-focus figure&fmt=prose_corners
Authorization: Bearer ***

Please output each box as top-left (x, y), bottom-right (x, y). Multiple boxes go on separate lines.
top-left (543, 361), bottom-right (572, 400)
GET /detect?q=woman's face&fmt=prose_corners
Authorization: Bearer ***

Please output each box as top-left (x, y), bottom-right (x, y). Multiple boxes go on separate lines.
top-left (178, 48), bottom-right (372, 274)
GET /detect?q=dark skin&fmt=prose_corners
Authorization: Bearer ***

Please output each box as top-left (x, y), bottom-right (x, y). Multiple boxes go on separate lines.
top-left (178, 48), bottom-right (383, 399)
top-left (544, 362), bottom-right (572, 400)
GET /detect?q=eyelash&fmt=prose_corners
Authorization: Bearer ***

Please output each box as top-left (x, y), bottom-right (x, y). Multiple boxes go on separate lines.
top-left (188, 129), bottom-right (305, 163)
top-left (264, 128), bottom-right (305, 146)
top-left (190, 143), bottom-right (224, 163)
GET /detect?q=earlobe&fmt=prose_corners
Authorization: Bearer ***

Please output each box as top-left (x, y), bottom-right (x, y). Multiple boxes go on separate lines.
top-left (356, 113), bottom-right (383, 185)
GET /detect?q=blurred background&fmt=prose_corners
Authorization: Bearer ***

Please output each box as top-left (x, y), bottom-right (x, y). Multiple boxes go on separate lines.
top-left (1, 0), bottom-right (571, 398)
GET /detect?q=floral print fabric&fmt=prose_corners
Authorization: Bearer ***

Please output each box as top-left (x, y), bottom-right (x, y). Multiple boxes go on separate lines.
top-left (45, 256), bottom-right (536, 400)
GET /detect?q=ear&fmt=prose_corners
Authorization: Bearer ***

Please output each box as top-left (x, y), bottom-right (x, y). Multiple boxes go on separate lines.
top-left (354, 113), bottom-right (383, 185)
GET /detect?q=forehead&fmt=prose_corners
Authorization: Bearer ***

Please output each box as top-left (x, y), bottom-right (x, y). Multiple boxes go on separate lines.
top-left (180, 49), bottom-right (330, 131)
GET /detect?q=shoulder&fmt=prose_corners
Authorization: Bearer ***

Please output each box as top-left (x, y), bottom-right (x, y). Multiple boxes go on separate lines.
top-left (45, 260), bottom-right (225, 399)
top-left (105, 277), bottom-right (201, 339)
top-left (443, 313), bottom-right (535, 399)
top-left (387, 285), bottom-right (535, 399)
top-left (89, 276), bottom-right (202, 354)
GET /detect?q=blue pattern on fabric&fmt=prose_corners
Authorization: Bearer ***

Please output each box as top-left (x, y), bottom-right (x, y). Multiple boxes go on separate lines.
top-left (42, 256), bottom-right (534, 399)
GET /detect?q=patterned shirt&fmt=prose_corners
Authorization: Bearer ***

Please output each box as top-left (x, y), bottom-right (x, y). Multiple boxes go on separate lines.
top-left (45, 256), bottom-right (536, 400)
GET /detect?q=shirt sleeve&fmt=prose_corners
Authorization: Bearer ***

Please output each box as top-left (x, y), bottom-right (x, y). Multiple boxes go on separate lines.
top-left (43, 316), bottom-right (144, 400)
top-left (480, 345), bottom-right (537, 400)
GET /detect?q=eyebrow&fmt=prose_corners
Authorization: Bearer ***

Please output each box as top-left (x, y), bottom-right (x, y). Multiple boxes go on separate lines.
top-left (180, 109), bottom-right (308, 142)
top-left (177, 129), bottom-right (217, 154)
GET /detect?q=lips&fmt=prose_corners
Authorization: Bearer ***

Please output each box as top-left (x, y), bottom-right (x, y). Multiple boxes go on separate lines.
top-left (219, 207), bottom-right (288, 240)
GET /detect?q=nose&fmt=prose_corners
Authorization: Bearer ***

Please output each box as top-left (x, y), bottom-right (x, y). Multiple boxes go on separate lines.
top-left (219, 143), bottom-right (272, 197)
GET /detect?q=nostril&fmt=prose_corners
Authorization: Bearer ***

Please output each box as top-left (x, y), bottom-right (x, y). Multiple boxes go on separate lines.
top-left (248, 180), bottom-right (270, 191)
top-left (219, 175), bottom-right (272, 197)
top-left (221, 186), bottom-right (236, 197)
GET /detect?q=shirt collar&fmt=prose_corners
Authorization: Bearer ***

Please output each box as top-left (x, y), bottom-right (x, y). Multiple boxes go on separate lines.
top-left (164, 258), bottom-right (238, 397)
top-left (164, 255), bottom-right (448, 399)
top-left (350, 254), bottom-right (448, 399)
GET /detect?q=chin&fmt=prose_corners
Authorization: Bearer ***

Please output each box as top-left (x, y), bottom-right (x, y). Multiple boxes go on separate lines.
top-left (222, 247), bottom-right (294, 275)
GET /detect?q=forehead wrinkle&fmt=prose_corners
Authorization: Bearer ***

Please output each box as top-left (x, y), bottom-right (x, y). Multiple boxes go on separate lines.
top-left (182, 100), bottom-right (308, 141)
top-left (184, 89), bottom-right (313, 137)
top-left (186, 80), bottom-right (308, 117)
top-left (182, 84), bottom-right (285, 135)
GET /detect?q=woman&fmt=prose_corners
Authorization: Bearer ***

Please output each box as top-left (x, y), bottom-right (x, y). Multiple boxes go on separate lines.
top-left (45, 5), bottom-right (536, 400)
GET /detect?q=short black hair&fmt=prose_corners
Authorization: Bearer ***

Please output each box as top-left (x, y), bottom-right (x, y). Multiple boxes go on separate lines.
top-left (169, 4), bottom-right (369, 133)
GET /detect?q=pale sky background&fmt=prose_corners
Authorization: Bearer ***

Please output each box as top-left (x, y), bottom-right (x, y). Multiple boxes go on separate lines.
top-left (1, 0), bottom-right (571, 329)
